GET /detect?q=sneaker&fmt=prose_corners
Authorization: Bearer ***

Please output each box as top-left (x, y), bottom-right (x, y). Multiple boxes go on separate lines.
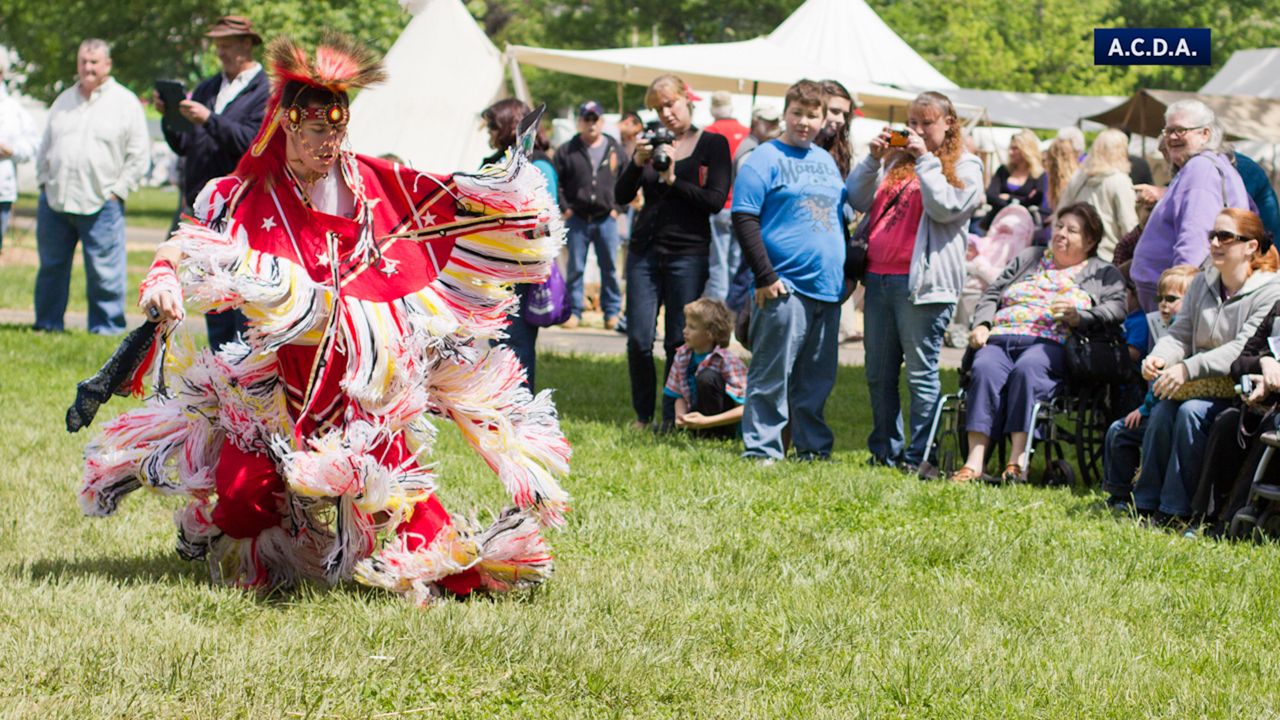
top-left (561, 316), bottom-right (580, 329)
top-left (604, 315), bottom-right (620, 330)
top-left (1105, 495), bottom-right (1132, 513)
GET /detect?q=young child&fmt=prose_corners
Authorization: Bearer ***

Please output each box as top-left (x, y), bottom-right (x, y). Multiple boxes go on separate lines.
top-left (663, 298), bottom-right (748, 438)
top-left (1101, 264), bottom-right (1198, 510)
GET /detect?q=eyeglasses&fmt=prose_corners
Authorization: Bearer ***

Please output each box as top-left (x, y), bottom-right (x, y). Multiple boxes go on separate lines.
top-left (1209, 229), bottom-right (1254, 246)
top-left (1162, 125), bottom-right (1206, 138)
top-left (1155, 294), bottom-right (1182, 304)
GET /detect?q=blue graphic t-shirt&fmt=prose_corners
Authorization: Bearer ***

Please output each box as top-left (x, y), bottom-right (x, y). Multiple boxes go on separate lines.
top-left (732, 140), bottom-right (847, 302)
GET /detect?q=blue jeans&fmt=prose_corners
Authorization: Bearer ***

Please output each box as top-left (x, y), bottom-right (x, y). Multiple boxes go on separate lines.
top-left (1132, 398), bottom-right (1231, 517)
top-left (34, 193), bottom-right (127, 334)
top-left (565, 214), bottom-right (621, 319)
top-left (0, 201), bottom-right (11, 252)
top-left (704, 208), bottom-right (740, 302)
top-left (863, 272), bottom-right (953, 466)
top-left (503, 284), bottom-right (540, 391)
top-left (625, 247), bottom-right (708, 423)
top-left (742, 291), bottom-right (840, 459)
top-left (1103, 417), bottom-right (1146, 498)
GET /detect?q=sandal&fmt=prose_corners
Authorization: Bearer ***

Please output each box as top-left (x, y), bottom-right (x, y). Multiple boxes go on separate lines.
top-left (1001, 463), bottom-right (1027, 484)
top-left (949, 467), bottom-right (982, 484)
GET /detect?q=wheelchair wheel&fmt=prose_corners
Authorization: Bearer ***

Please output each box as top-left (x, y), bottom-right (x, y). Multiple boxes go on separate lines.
top-left (1041, 459), bottom-right (1075, 487)
top-left (1229, 505), bottom-right (1259, 540)
top-left (1259, 507), bottom-right (1280, 538)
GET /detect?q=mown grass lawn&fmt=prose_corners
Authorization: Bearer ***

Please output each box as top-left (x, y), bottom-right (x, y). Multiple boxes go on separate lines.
top-left (2, 326), bottom-right (1280, 718)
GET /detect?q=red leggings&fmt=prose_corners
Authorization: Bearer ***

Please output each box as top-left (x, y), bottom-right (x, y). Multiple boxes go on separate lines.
top-left (211, 437), bottom-right (481, 594)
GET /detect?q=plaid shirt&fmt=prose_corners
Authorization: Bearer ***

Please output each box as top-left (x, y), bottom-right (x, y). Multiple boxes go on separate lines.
top-left (663, 345), bottom-right (748, 405)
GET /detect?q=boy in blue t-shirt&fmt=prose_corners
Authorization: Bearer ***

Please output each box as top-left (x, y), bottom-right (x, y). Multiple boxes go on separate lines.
top-left (731, 79), bottom-right (847, 461)
top-left (663, 298), bottom-right (748, 439)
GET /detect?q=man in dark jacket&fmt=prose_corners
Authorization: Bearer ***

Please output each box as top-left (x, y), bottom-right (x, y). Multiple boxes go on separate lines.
top-left (157, 15), bottom-right (268, 349)
top-left (553, 100), bottom-right (624, 329)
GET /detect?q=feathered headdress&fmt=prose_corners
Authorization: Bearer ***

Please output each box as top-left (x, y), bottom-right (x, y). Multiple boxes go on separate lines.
top-left (236, 32), bottom-right (387, 184)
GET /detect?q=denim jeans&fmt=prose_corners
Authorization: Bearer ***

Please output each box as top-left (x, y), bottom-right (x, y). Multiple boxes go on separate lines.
top-left (625, 247), bottom-right (708, 423)
top-left (1132, 397), bottom-right (1231, 517)
top-left (0, 201), bottom-right (11, 252)
top-left (502, 284), bottom-right (540, 390)
top-left (742, 291), bottom-right (840, 459)
top-left (704, 208), bottom-right (740, 302)
top-left (565, 214), bottom-right (622, 320)
top-left (862, 272), bottom-right (953, 466)
top-left (1102, 417), bottom-right (1146, 498)
top-left (34, 193), bottom-right (127, 334)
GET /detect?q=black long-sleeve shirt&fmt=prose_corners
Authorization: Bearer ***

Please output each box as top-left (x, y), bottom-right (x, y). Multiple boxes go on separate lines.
top-left (615, 130), bottom-right (731, 255)
top-left (161, 71), bottom-right (269, 207)
top-left (1231, 300), bottom-right (1280, 378)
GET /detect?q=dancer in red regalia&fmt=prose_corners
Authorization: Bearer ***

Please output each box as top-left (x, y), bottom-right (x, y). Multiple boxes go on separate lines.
top-left (77, 33), bottom-right (570, 605)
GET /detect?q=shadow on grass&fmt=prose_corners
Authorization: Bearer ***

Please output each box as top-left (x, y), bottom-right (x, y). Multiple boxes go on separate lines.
top-left (5, 549), bottom-right (199, 586)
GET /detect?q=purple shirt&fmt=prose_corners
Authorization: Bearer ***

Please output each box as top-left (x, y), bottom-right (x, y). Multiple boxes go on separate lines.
top-left (1131, 152), bottom-right (1249, 290)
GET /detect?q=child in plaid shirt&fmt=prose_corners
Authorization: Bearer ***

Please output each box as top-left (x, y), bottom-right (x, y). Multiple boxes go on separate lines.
top-left (663, 299), bottom-right (748, 438)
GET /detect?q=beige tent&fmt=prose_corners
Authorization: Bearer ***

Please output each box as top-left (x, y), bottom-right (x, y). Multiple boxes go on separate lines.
top-left (1085, 88), bottom-right (1280, 144)
top-left (505, 0), bottom-right (956, 120)
top-left (347, 0), bottom-right (502, 172)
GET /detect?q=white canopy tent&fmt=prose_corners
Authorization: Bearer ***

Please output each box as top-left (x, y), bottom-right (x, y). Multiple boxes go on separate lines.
top-left (506, 0), bottom-right (957, 121)
top-left (1200, 48), bottom-right (1280, 99)
top-left (347, 0), bottom-right (503, 173)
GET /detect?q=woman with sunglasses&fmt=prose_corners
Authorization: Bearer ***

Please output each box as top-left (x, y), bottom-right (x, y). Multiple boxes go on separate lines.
top-left (80, 35), bottom-right (570, 604)
top-left (1131, 99), bottom-right (1251, 312)
top-left (1134, 208), bottom-right (1280, 528)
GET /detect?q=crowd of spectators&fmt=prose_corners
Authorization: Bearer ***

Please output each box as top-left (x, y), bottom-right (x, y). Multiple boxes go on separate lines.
top-left (11, 26), bottom-right (1280, 539)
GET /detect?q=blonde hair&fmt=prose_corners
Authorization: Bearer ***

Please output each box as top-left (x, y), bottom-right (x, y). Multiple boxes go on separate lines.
top-left (1044, 138), bottom-right (1080, 209)
top-left (683, 298), bottom-right (734, 348)
top-left (1157, 264), bottom-right (1198, 295)
top-left (1009, 129), bottom-right (1044, 178)
top-left (646, 74), bottom-right (693, 111)
top-left (1083, 129), bottom-right (1132, 177)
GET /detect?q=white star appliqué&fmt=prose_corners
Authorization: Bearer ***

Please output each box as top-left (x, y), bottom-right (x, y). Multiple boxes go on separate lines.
top-left (379, 257), bottom-right (401, 276)
top-left (316, 252), bottom-right (331, 267)
top-left (261, 216), bottom-right (277, 231)
top-left (419, 211), bottom-right (437, 227)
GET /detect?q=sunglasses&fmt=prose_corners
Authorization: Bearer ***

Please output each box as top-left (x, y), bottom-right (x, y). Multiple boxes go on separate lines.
top-left (1208, 229), bottom-right (1255, 246)
top-left (1162, 125), bottom-right (1206, 138)
top-left (1155, 294), bottom-right (1182, 304)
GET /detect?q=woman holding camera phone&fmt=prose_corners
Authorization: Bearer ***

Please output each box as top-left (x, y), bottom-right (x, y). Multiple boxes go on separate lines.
top-left (616, 74), bottom-right (732, 431)
top-left (847, 91), bottom-right (984, 473)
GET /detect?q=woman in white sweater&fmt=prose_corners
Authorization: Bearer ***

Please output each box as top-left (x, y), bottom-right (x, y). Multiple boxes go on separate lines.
top-left (1056, 129), bottom-right (1139, 263)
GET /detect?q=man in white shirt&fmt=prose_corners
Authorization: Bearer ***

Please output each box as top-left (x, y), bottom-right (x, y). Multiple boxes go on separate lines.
top-left (0, 53), bottom-right (39, 253)
top-left (34, 38), bottom-right (149, 334)
top-left (156, 15), bottom-right (268, 349)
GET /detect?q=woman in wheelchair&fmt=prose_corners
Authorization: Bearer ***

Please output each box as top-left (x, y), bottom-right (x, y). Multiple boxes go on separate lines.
top-left (951, 203), bottom-right (1126, 483)
top-left (1133, 208), bottom-right (1280, 526)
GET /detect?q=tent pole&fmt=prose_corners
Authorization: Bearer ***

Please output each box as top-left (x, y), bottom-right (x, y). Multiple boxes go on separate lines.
top-left (617, 81), bottom-right (624, 113)
top-left (752, 80), bottom-right (758, 108)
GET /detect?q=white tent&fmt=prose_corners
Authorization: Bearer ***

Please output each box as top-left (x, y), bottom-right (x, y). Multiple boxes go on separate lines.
top-left (347, 0), bottom-right (502, 173)
top-left (1200, 48), bottom-right (1280, 99)
top-left (506, 0), bottom-right (956, 120)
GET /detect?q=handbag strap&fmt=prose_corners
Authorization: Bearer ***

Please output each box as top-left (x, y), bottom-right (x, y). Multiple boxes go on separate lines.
top-left (866, 179), bottom-right (911, 238)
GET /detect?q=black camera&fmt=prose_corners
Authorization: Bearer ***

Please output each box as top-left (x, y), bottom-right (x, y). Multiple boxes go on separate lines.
top-left (1237, 374), bottom-right (1255, 397)
top-left (643, 121), bottom-right (677, 172)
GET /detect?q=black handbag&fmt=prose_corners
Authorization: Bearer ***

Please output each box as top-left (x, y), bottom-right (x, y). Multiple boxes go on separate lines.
top-left (1064, 325), bottom-right (1132, 385)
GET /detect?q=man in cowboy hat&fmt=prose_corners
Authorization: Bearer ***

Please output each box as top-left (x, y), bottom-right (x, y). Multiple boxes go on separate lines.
top-left (156, 15), bottom-right (268, 349)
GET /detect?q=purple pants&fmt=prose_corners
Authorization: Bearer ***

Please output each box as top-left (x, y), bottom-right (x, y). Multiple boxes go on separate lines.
top-left (966, 334), bottom-right (1066, 438)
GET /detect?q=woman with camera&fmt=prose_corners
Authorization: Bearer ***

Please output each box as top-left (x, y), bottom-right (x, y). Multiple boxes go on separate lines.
top-left (616, 74), bottom-right (732, 430)
top-left (847, 91), bottom-right (984, 473)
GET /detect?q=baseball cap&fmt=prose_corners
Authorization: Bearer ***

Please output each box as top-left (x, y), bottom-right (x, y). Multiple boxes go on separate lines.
top-left (752, 104), bottom-right (781, 123)
top-left (578, 100), bottom-right (604, 119)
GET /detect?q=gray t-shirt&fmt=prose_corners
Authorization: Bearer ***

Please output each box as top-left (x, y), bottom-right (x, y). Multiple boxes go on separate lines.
top-left (587, 139), bottom-right (608, 170)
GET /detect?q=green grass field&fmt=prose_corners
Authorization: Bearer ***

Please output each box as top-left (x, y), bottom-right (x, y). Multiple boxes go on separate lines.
top-left (2, 326), bottom-right (1280, 718)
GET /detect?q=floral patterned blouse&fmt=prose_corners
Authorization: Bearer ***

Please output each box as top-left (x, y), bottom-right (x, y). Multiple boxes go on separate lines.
top-left (989, 251), bottom-right (1093, 343)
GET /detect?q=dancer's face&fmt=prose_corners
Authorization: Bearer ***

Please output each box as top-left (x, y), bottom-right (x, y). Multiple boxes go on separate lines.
top-left (284, 105), bottom-right (348, 177)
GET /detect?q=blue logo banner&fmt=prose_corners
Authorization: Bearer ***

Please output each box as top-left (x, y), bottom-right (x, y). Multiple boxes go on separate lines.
top-left (1094, 28), bottom-right (1210, 66)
